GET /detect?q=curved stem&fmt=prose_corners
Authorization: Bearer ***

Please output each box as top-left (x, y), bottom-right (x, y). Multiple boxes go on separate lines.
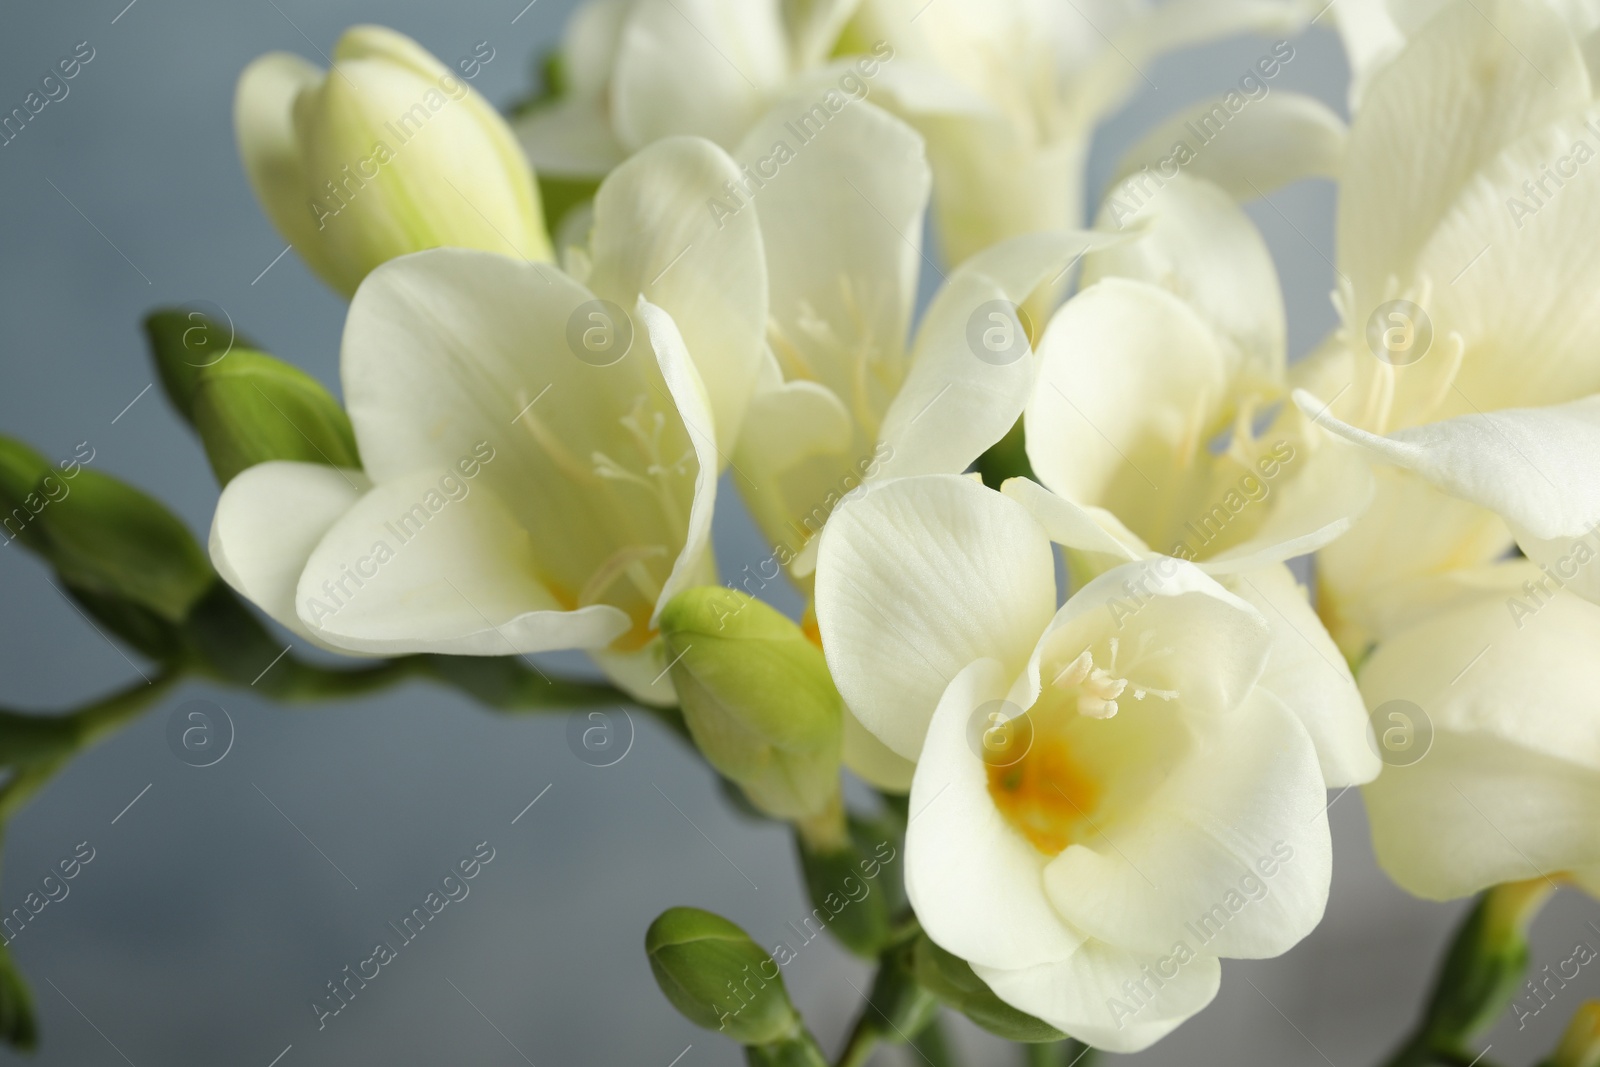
top-left (834, 1015), bottom-right (880, 1067)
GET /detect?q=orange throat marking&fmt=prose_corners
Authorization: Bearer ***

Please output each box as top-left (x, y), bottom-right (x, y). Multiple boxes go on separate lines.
top-left (986, 727), bottom-right (1101, 857)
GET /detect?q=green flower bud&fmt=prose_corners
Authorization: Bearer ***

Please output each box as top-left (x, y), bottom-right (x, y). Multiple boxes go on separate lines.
top-left (646, 907), bottom-right (800, 1046)
top-left (33, 468), bottom-right (212, 624)
top-left (143, 308), bottom-right (252, 425)
top-left (236, 24), bottom-right (552, 298)
top-left (658, 588), bottom-right (843, 820)
top-left (0, 436), bottom-right (52, 551)
top-left (192, 349), bottom-right (360, 485)
top-left (911, 934), bottom-right (1066, 1043)
top-left (1545, 1001), bottom-right (1600, 1067)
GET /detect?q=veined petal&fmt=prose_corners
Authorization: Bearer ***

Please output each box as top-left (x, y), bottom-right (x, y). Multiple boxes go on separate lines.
top-left (589, 136), bottom-right (768, 454)
top-left (209, 461), bottom-right (370, 645)
top-left (906, 659), bottom-right (1086, 970)
top-left (611, 0), bottom-right (790, 151)
top-left (296, 469), bottom-right (632, 655)
top-left (1084, 172), bottom-right (1286, 387)
top-left (976, 942), bottom-right (1221, 1054)
top-left (877, 230), bottom-right (1118, 481)
top-left (1222, 564), bottom-right (1380, 787)
top-left (1112, 92), bottom-right (1347, 202)
top-left (1043, 687), bottom-right (1331, 959)
top-left (814, 474), bottom-right (1057, 759)
top-left (1338, 0), bottom-right (1590, 325)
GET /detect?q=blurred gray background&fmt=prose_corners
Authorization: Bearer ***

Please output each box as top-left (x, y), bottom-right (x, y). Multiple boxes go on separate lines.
top-left (0, 2), bottom-right (1593, 1065)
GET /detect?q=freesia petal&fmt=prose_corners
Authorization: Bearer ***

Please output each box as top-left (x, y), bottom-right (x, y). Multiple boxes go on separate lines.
top-left (610, 0), bottom-right (789, 151)
top-left (297, 468), bottom-right (632, 655)
top-left (515, 97), bottom-right (627, 178)
top-left (976, 942), bottom-right (1221, 1054)
top-left (999, 476), bottom-right (1147, 563)
top-left (1112, 92), bottom-right (1346, 202)
top-left (1223, 564), bottom-right (1380, 787)
top-left (234, 52), bottom-right (343, 290)
top-left (814, 474), bottom-right (1056, 759)
top-left (842, 705), bottom-right (917, 793)
top-left (1295, 389), bottom-right (1600, 593)
top-left (906, 659), bottom-right (1086, 970)
top-left (1044, 688), bottom-right (1331, 958)
top-left (589, 136), bottom-right (768, 453)
top-left (209, 461), bottom-right (370, 645)
top-left (877, 230), bottom-right (1118, 481)
top-left (1084, 172), bottom-right (1286, 387)
top-left (1337, 0), bottom-right (1590, 324)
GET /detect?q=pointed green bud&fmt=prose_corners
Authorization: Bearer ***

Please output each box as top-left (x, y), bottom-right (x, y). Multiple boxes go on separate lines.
top-left (143, 308), bottom-right (251, 424)
top-left (0, 436), bottom-right (54, 551)
top-left (659, 588), bottom-right (843, 820)
top-left (32, 468), bottom-right (213, 623)
top-left (192, 349), bottom-right (360, 485)
top-left (911, 934), bottom-right (1066, 1043)
top-left (646, 907), bottom-right (801, 1046)
top-left (1545, 1002), bottom-right (1600, 1067)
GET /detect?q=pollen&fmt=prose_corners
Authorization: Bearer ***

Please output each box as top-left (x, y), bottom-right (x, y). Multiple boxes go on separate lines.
top-left (986, 728), bottom-right (1101, 856)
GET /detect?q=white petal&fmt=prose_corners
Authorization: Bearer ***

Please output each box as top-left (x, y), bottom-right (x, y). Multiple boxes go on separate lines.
top-left (636, 296), bottom-right (720, 624)
top-left (876, 230), bottom-right (1117, 481)
top-left (976, 942), bottom-right (1221, 1054)
top-left (1222, 565), bottom-right (1380, 787)
top-left (610, 0), bottom-right (789, 151)
top-left (1338, 0), bottom-right (1589, 324)
top-left (234, 52), bottom-right (343, 290)
top-left (999, 476), bottom-right (1147, 564)
top-left (209, 461), bottom-right (370, 645)
top-left (842, 705), bottom-right (917, 793)
top-left (1084, 172), bottom-right (1285, 387)
top-left (297, 469), bottom-right (631, 655)
top-left (1043, 688), bottom-right (1331, 959)
top-left (814, 474), bottom-right (1056, 759)
top-left (515, 97), bottom-right (627, 179)
top-left (588, 136), bottom-right (768, 454)
top-left (1296, 390), bottom-right (1600, 595)
top-left (906, 659), bottom-right (1086, 970)
top-left (1113, 92), bottom-right (1347, 202)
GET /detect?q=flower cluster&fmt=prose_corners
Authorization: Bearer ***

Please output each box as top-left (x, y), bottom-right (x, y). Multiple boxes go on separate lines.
top-left (150, 0), bottom-right (1600, 1057)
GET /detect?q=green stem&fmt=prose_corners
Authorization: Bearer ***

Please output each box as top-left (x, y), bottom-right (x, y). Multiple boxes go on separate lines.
top-left (1024, 1039), bottom-right (1095, 1067)
top-left (834, 1014), bottom-right (880, 1067)
top-left (911, 1015), bottom-right (957, 1067)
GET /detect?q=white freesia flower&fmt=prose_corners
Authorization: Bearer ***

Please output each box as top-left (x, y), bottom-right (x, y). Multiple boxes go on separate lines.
top-left (844, 0), bottom-right (1313, 263)
top-left (516, 0), bottom-right (872, 179)
top-left (1356, 561), bottom-right (1600, 899)
top-left (208, 136), bottom-right (767, 704)
top-left (236, 25), bottom-right (552, 298)
top-left (1293, 0), bottom-right (1600, 654)
top-left (814, 473), bottom-right (1332, 1051)
top-left (1013, 171), bottom-right (1377, 786)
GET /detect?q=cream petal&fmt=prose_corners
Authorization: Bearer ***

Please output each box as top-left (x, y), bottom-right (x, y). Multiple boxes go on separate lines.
top-left (234, 52), bottom-right (343, 290)
top-left (1043, 688), bottom-right (1331, 959)
top-left (976, 942), bottom-right (1222, 1054)
top-left (842, 705), bottom-right (917, 792)
top-left (296, 469), bottom-right (632, 656)
top-left (905, 659), bottom-right (1087, 970)
top-left (515, 97), bottom-right (628, 179)
top-left (814, 474), bottom-right (1057, 759)
top-left (1222, 564), bottom-right (1380, 787)
top-left (209, 461), bottom-right (370, 645)
top-left (1337, 0), bottom-right (1590, 325)
top-left (1085, 172), bottom-right (1286, 388)
top-left (1112, 92), bottom-right (1347, 202)
top-left (877, 230), bottom-right (1117, 481)
top-left (588, 136), bottom-right (768, 454)
top-left (610, 0), bottom-right (790, 151)
top-left (999, 476), bottom-right (1147, 564)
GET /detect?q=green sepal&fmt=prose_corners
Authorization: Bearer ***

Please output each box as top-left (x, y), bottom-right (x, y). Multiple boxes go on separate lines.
top-left (794, 815), bottom-right (897, 957)
top-left (191, 349), bottom-right (360, 485)
top-left (910, 934), bottom-right (1067, 1043)
top-left (143, 308), bottom-right (254, 424)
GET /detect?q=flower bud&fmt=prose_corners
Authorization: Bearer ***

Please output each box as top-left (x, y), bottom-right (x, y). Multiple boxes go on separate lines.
top-left (646, 907), bottom-right (801, 1046)
top-left (235, 25), bottom-right (552, 298)
top-left (1547, 1002), bottom-right (1600, 1067)
top-left (33, 468), bottom-right (213, 623)
top-left (143, 308), bottom-right (253, 426)
top-left (658, 588), bottom-right (843, 820)
top-left (190, 349), bottom-right (360, 485)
